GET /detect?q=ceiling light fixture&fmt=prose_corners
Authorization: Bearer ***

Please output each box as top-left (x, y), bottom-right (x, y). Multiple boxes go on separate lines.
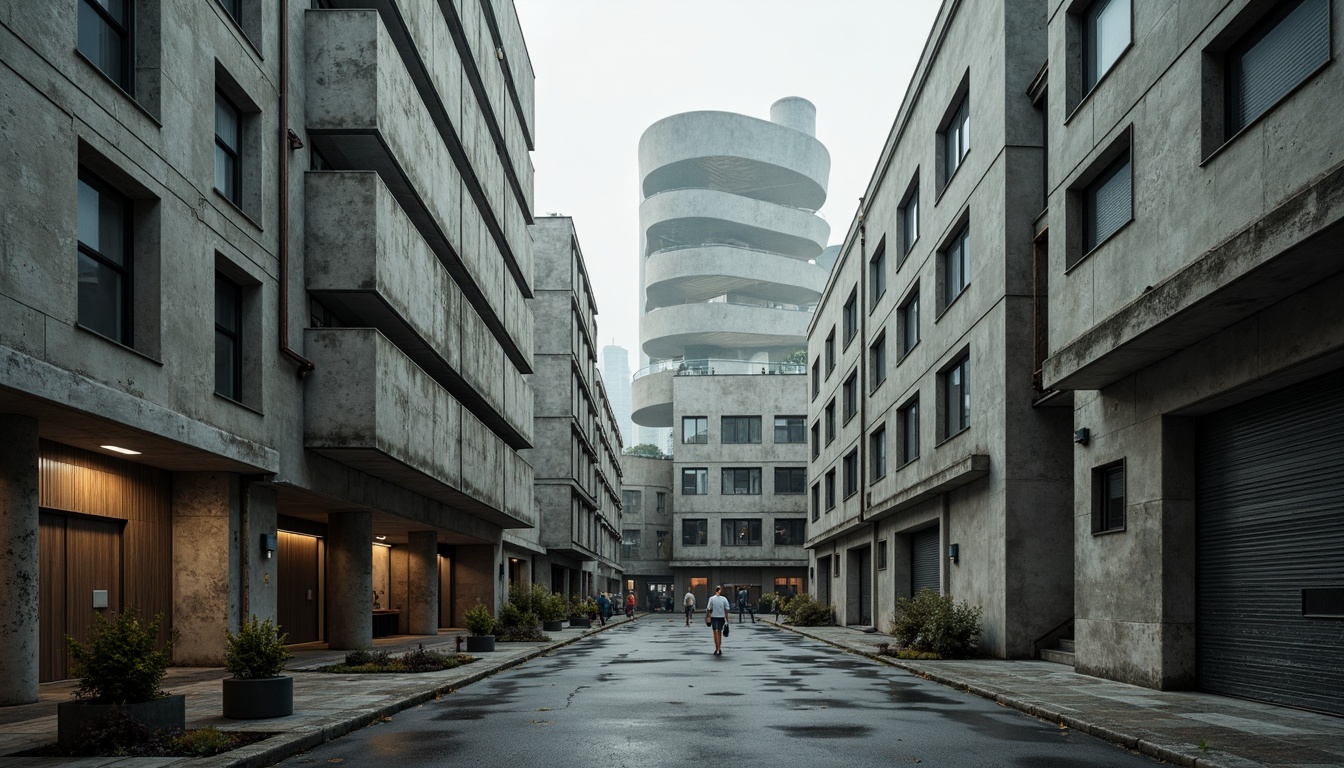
top-left (100, 445), bottom-right (141, 455)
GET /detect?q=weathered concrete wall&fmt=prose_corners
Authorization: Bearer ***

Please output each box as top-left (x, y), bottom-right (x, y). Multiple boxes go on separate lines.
top-left (171, 473), bottom-right (239, 665)
top-left (0, 415), bottom-right (39, 704)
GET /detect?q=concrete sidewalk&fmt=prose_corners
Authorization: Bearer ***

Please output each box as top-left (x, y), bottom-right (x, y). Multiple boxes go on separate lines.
top-left (0, 614), bottom-right (638, 768)
top-left (771, 620), bottom-right (1344, 768)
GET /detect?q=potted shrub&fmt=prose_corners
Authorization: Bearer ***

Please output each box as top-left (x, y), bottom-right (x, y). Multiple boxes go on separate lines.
top-left (222, 616), bottom-right (293, 719)
top-left (538, 590), bottom-right (568, 633)
top-left (568, 597), bottom-right (597, 628)
top-left (464, 603), bottom-right (496, 652)
top-left (58, 608), bottom-right (182, 751)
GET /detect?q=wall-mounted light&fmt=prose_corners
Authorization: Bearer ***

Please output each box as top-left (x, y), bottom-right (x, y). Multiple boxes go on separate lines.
top-left (1073, 428), bottom-right (1090, 446)
top-left (374, 535), bottom-right (386, 541)
top-left (948, 543), bottom-right (960, 565)
top-left (261, 532), bottom-right (277, 559)
top-left (101, 444), bottom-right (141, 455)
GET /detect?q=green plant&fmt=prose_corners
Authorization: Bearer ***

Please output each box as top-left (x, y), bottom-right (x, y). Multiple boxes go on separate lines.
top-left (538, 591), bottom-right (568, 622)
top-left (173, 727), bottom-right (240, 757)
top-left (889, 589), bottom-right (983, 658)
top-left (623, 443), bottom-right (665, 458)
top-left (758, 592), bottom-right (780, 613)
top-left (780, 593), bottom-right (835, 626)
top-left (323, 645), bottom-right (469, 674)
top-left (73, 706), bottom-right (166, 756)
top-left (465, 603), bottom-right (495, 636)
top-left (67, 608), bottom-right (172, 704)
top-left (224, 616), bottom-right (291, 679)
top-left (570, 597), bottom-right (598, 618)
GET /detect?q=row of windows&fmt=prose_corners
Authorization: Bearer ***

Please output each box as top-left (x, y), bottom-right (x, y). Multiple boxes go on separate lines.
top-left (681, 415), bottom-right (806, 445)
top-left (677, 518), bottom-right (807, 547)
top-left (620, 490), bottom-right (668, 516)
top-left (680, 467), bottom-right (807, 495)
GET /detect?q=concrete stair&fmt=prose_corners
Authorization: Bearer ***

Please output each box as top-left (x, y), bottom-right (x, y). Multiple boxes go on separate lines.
top-left (1039, 638), bottom-right (1075, 666)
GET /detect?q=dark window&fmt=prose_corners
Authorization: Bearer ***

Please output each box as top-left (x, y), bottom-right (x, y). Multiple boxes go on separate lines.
top-left (870, 241), bottom-right (886, 306)
top-left (899, 287), bottom-right (920, 357)
top-left (622, 529), bottom-right (641, 559)
top-left (222, 0), bottom-right (243, 24)
top-left (870, 426), bottom-right (887, 480)
top-left (722, 519), bottom-right (762, 547)
top-left (214, 273), bottom-right (243, 400)
top-left (656, 530), bottom-right (669, 557)
top-left (1092, 461), bottom-right (1126, 533)
top-left (900, 183), bottom-right (920, 257)
top-left (824, 469), bottom-right (836, 509)
top-left (215, 90), bottom-right (242, 205)
top-left (682, 519), bottom-right (708, 546)
top-left (942, 93), bottom-right (970, 183)
top-left (1084, 149), bottom-right (1132, 252)
top-left (843, 450), bottom-right (859, 497)
top-left (825, 399), bottom-right (836, 444)
top-left (680, 468), bottom-right (707, 495)
top-left (721, 468), bottom-right (762, 495)
top-left (682, 416), bottom-right (708, 444)
top-left (842, 372), bottom-right (858, 421)
top-left (843, 288), bottom-right (858, 346)
top-left (825, 328), bottom-right (836, 374)
top-left (721, 416), bottom-right (762, 444)
top-left (942, 225), bottom-right (970, 308)
top-left (877, 539), bottom-right (888, 570)
top-left (870, 333), bottom-right (886, 389)
top-left (774, 415), bottom-right (806, 443)
top-left (811, 357), bottom-right (821, 399)
top-left (622, 490), bottom-right (642, 514)
top-left (1084, 0), bottom-right (1131, 92)
top-left (77, 169), bottom-right (133, 344)
top-left (811, 483), bottom-right (821, 521)
top-left (774, 467), bottom-right (807, 495)
top-left (900, 398), bottom-right (920, 464)
top-left (78, 0), bottom-right (131, 90)
top-left (774, 519), bottom-right (806, 546)
top-left (811, 421), bottom-right (821, 459)
top-left (1226, 0), bottom-right (1329, 135)
top-left (944, 356), bottom-right (970, 438)
top-left (655, 492), bottom-right (666, 515)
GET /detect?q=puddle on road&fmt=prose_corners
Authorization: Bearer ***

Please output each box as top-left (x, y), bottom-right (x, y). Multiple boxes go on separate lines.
top-left (771, 724), bottom-right (873, 739)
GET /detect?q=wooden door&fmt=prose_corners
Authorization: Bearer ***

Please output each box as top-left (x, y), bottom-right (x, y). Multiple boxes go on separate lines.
top-left (277, 531), bottom-right (320, 643)
top-left (39, 513), bottom-right (122, 681)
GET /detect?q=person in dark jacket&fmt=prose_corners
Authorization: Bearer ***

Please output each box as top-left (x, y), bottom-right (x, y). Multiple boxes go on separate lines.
top-left (596, 592), bottom-right (610, 625)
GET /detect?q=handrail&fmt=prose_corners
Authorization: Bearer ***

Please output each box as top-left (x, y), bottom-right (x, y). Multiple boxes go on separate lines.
top-left (645, 242), bottom-right (825, 261)
top-left (644, 300), bottom-right (815, 314)
top-left (641, 185), bottom-right (826, 217)
top-left (634, 358), bottom-right (807, 380)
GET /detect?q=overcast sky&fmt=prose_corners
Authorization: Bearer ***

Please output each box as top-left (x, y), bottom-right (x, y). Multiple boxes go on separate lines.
top-left (514, 0), bottom-right (943, 368)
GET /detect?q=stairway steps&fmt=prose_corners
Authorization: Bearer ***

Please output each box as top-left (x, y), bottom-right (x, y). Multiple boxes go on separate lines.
top-left (1039, 647), bottom-right (1075, 666)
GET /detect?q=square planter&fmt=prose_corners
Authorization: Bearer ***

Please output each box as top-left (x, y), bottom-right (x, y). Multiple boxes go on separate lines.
top-left (58, 694), bottom-right (186, 750)
top-left (568, 617), bottom-right (592, 629)
top-left (465, 635), bottom-right (495, 652)
top-left (223, 676), bottom-right (294, 719)
top-left (542, 620), bottom-right (565, 632)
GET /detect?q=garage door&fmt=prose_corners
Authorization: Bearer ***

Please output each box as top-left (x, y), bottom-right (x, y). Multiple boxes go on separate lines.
top-left (1197, 370), bottom-right (1344, 715)
top-left (911, 527), bottom-right (940, 597)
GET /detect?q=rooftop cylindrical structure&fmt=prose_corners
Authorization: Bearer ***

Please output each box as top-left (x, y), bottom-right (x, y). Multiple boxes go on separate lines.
top-left (770, 96), bottom-right (816, 137)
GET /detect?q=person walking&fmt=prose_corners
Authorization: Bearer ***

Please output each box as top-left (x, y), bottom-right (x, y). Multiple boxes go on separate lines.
top-left (596, 592), bottom-right (610, 625)
top-left (683, 588), bottom-right (696, 626)
top-left (625, 591), bottom-right (636, 619)
top-left (705, 586), bottom-right (731, 655)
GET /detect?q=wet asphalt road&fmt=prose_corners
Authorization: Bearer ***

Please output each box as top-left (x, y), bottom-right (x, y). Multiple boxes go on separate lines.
top-left (277, 617), bottom-right (1161, 768)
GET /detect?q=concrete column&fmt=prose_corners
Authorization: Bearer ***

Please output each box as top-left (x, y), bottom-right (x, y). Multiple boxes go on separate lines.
top-left (0, 415), bottom-right (39, 705)
top-left (244, 483), bottom-right (278, 624)
top-left (406, 531), bottom-right (438, 635)
top-left (452, 541), bottom-right (501, 625)
top-left (172, 472), bottom-right (239, 665)
top-left (390, 546), bottom-right (409, 634)
top-left (327, 511), bottom-right (372, 649)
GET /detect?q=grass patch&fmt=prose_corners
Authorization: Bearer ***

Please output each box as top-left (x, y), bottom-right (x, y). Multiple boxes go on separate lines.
top-left (17, 713), bottom-right (269, 758)
top-left (323, 645), bottom-right (473, 673)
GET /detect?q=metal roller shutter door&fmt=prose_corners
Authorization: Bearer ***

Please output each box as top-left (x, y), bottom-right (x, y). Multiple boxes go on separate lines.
top-left (911, 527), bottom-right (940, 596)
top-left (858, 548), bottom-right (872, 625)
top-left (1197, 369), bottom-right (1344, 715)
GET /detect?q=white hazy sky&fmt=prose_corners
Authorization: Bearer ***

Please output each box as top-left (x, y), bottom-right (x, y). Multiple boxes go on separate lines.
top-left (514, 0), bottom-right (943, 367)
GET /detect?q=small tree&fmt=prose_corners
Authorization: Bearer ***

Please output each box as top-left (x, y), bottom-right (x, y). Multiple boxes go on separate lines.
top-left (224, 616), bottom-right (291, 679)
top-left (464, 603), bottom-right (495, 636)
top-left (889, 589), bottom-right (983, 658)
top-left (624, 443), bottom-right (665, 458)
top-left (783, 349), bottom-right (808, 366)
top-left (67, 608), bottom-right (172, 704)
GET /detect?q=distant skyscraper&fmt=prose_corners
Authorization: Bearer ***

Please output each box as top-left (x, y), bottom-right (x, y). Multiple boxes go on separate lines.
top-left (601, 345), bottom-right (634, 448)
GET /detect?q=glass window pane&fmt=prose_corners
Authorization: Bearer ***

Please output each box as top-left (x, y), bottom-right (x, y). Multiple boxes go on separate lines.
top-left (78, 252), bottom-right (124, 341)
top-left (1087, 152), bottom-right (1132, 250)
top-left (1228, 0), bottom-right (1329, 132)
top-left (215, 93), bottom-right (240, 152)
top-left (215, 144), bottom-right (237, 201)
top-left (79, 0), bottom-right (127, 87)
top-left (215, 278), bottom-right (240, 332)
top-left (215, 328), bottom-right (238, 399)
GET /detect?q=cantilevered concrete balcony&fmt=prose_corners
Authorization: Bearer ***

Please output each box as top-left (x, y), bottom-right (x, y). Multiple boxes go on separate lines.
top-left (304, 328), bottom-right (533, 529)
top-left (641, 188), bottom-right (829, 260)
top-left (631, 369), bottom-right (675, 428)
top-left (644, 245), bottom-right (827, 309)
top-left (306, 171), bottom-right (532, 449)
top-left (305, 9), bottom-right (533, 374)
top-left (639, 107), bottom-right (830, 209)
top-left (641, 302), bottom-right (813, 361)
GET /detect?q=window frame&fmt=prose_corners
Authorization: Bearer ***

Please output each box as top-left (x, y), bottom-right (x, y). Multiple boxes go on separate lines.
top-left (721, 415), bottom-right (762, 444)
top-left (720, 467), bottom-right (763, 496)
top-left (842, 288), bottom-right (859, 347)
top-left (811, 483), bottom-right (821, 521)
top-left (774, 415), bottom-right (806, 444)
top-left (842, 449), bottom-right (859, 498)
top-left (898, 284), bottom-right (921, 359)
top-left (824, 469), bottom-right (836, 509)
top-left (76, 168), bottom-right (134, 346)
top-left (1225, 0), bottom-right (1330, 138)
top-left (681, 518), bottom-right (708, 546)
top-left (869, 332), bottom-right (887, 390)
top-left (622, 528), bottom-right (641, 560)
top-left (1083, 0), bottom-right (1132, 95)
top-left (681, 415), bottom-right (708, 444)
top-left (942, 354), bottom-right (971, 440)
top-left (773, 466), bottom-right (807, 495)
top-left (940, 90), bottom-right (971, 187)
top-left (78, 0), bottom-right (132, 92)
top-left (1083, 148), bottom-right (1133, 254)
top-left (825, 399), bottom-right (836, 444)
top-left (1091, 459), bottom-right (1127, 534)
top-left (870, 425), bottom-right (887, 481)
top-left (940, 223), bottom-right (970, 311)
top-left (899, 177), bottom-right (920, 260)
top-left (773, 518), bottom-right (806, 546)
top-left (622, 489), bottom-right (643, 515)
top-left (811, 357), bottom-right (821, 399)
top-left (825, 327), bottom-right (836, 375)
top-left (721, 519), bottom-right (763, 547)
top-left (214, 272), bottom-right (243, 401)
top-left (869, 240), bottom-right (886, 308)
top-left (899, 396), bottom-right (921, 466)
top-left (842, 371), bottom-right (858, 423)
top-left (811, 421), bottom-right (821, 459)
top-left (680, 467), bottom-right (708, 495)
top-left (214, 89), bottom-right (243, 206)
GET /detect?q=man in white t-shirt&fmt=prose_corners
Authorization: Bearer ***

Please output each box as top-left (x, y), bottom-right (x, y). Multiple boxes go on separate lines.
top-left (683, 589), bottom-right (696, 626)
top-left (705, 585), bottom-right (732, 655)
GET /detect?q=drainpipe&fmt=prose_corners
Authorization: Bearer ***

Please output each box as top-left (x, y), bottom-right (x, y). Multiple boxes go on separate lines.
top-left (278, 0), bottom-right (315, 379)
top-left (857, 199), bottom-right (868, 523)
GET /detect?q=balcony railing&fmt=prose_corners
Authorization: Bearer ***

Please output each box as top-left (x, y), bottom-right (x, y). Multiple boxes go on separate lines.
top-left (634, 358), bottom-right (807, 380)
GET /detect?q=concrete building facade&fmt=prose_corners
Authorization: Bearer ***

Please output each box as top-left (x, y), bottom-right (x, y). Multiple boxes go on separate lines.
top-left (519, 217), bottom-right (624, 600)
top-left (0, 0), bottom-right (537, 704)
top-left (625, 99), bottom-right (828, 608)
top-left (1039, 0), bottom-right (1344, 712)
top-left (806, 0), bottom-right (1074, 657)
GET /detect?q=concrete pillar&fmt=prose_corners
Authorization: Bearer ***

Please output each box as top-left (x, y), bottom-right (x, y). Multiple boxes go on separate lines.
top-left (327, 511), bottom-right (372, 649)
top-left (452, 541), bottom-right (500, 626)
top-left (406, 531), bottom-right (438, 635)
top-left (390, 546), bottom-right (409, 634)
top-left (244, 483), bottom-right (278, 624)
top-left (172, 472), bottom-right (239, 665)
top-left (0, 415), bottom-right (39, 705)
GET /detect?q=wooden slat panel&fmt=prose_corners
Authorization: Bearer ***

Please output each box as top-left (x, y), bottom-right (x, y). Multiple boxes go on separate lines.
top-left (278, 532), bottom-right (320, 644)
top-left (39, 514), bottom-right (67, 682)
top-left (65, 516), bottom-right (122, 661)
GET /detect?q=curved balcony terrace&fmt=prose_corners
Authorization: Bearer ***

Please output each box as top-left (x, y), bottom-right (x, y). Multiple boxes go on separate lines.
top-left (644, 244), bottom-right (827, 309)
top-left (630, 359), bottom-right (806, 428)
top-left (640, 188), bottom-right (829, 260)
top-left (640, 302), bottom-right (813, 361)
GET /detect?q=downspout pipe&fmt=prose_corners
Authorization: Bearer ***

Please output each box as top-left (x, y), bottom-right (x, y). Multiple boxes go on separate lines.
top-left (857, 199), bottom-right (867, 523)
top-left (278, 0), bottom-right (315, 379)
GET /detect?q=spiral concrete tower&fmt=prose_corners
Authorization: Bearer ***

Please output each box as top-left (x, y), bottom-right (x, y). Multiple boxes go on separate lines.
top-left (632, 98), bottom-right (832, 428)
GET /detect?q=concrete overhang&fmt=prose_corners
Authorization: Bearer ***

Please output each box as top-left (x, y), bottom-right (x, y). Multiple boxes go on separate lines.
top-left (631, 369), bottom-right (674, 428)
top-left (303, 328), bottom-right (531, 529)
top-left (642, 303), bottom-right (813, 360)
top-left (0, 348), bottom-right (277, 474)
top-left (672, 559), bottom-right (808, 569)
top-left (804, 515), bottom-right (869, 549)
top-left (1044, 165), bottom-right (1344, 390)
top-left (865, 454), bottom-right (991, 524)
top-left (305, 172), bottom-right (532, 449)
top-left (641, 188), bottom-right (829, 260)
top-left (644, 245), bottom-right (826, 309)
top-left (305, 9), bottom-right (533, 374)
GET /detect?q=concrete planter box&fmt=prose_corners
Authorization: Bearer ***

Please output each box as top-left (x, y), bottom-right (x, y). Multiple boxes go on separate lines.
top-left (58, 694), bottom-right (186, 750)
top-left (222, 676), bottom-right (294, 719)
top-left (542, 620), bottom-right (565, 632)
top-left (465, 635), bottom-right (495, 652)
top-left (568, 617), bottom-right (592, 629)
